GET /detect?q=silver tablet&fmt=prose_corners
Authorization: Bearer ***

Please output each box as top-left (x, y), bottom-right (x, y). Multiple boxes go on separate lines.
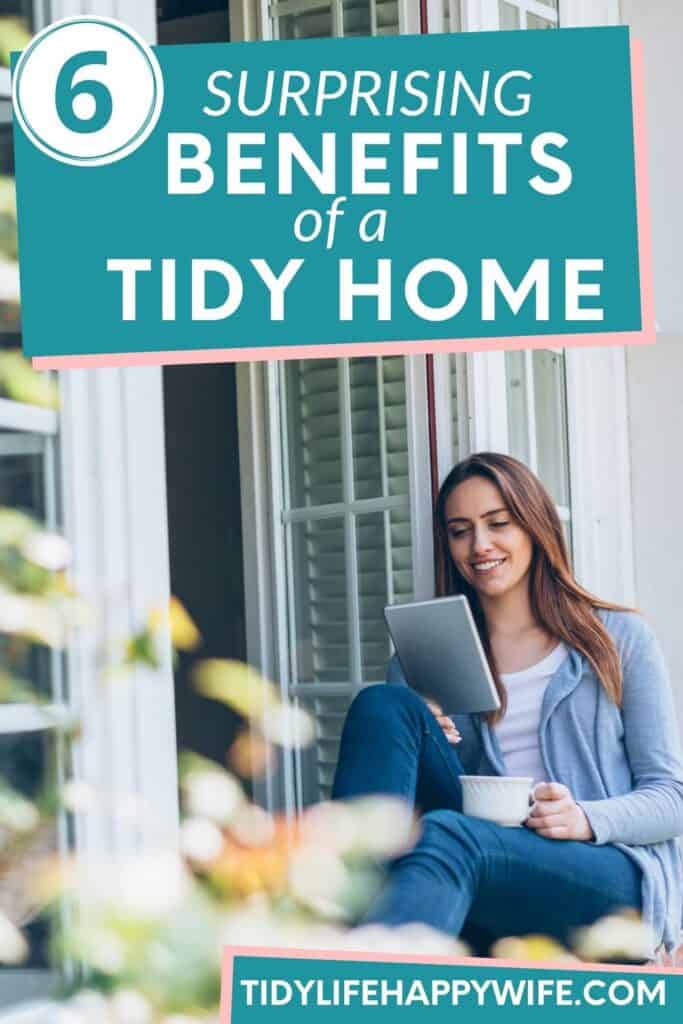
top-left (384, 595), bottom-right (501, 715)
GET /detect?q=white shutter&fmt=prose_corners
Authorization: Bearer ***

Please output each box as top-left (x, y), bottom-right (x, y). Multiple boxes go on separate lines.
top-left (281, 357), bottom-right (414, 806)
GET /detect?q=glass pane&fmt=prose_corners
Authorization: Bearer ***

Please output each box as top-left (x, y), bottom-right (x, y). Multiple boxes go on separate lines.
top-left (285, 360), bottom-right (343, 508)
top-left (357, 511), bottom-right (389, 681)
top-left (443, 0), bottom-right (462, 33)
top-left (532, 350), bottom-right (570, 508)
top-left (527, 13), bottom-right (555, 29)
top-left (343, 0), bottom-right (371, 36)
top-left (374, 0), bottom-right (400, 35)
top-left (505, 351), bottom-right (531, 465)
top-left (0, 1), bottom-right (34, 29)
top-left (0, 431), bottom-right (47, 515)
top-left (290, 517), bottom-right (350, 683)
top-left (0, 732), bottom-right (54, 967)
top-left (275, 1), bottom-right (334, 40)
top-left (499, 1), bottom-right (520, 29)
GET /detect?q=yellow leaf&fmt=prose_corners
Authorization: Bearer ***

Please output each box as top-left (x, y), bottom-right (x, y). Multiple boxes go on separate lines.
top-left (193, 660), bottom-right (279, 718)
top-left (148, 596), bottom-right (201, 651)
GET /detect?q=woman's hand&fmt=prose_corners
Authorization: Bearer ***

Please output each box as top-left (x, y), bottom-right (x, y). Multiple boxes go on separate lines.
top-left (526, 782), bottom-right (594, 840)
top-left (425, 700), bottom-right (461, 745)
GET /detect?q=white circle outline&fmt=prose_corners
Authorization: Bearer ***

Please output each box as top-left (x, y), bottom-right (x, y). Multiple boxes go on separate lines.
top-left (12, 16), bottom-right (164, 167)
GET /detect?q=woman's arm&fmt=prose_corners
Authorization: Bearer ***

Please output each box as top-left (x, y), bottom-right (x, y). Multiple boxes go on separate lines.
top-left (577, 614), bottom-right (683, 846)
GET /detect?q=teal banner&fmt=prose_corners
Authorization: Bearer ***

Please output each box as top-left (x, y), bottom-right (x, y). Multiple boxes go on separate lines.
top-left (221, 951), bottom-right (679, 1024)
top-left (11, 19), bottom-right (649, 364)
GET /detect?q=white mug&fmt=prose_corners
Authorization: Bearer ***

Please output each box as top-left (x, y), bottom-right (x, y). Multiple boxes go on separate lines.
top-left (460, 775), bottom-right (534, 827)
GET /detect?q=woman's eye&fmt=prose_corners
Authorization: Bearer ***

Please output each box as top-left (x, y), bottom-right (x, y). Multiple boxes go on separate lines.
top-left (490, 520), bottom-right (510, 528)
top-left (449, 527), bottom-right (468, 539)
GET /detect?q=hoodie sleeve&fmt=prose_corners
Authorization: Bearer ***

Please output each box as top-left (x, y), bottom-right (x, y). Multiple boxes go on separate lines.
top-left (578, 614), bottom-right (683, 846)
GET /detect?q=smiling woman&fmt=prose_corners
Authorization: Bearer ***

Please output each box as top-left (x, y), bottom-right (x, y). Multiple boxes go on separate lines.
top-left (332, 452), bottom-right (683, 956)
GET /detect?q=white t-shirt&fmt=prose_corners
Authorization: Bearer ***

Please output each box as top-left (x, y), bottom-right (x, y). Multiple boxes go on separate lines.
top-left (494, 643), bottom-right (568, 784)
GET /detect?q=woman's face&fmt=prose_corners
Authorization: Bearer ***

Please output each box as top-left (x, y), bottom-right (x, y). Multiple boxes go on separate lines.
top-left (443, 475), bottom-right (534, 601)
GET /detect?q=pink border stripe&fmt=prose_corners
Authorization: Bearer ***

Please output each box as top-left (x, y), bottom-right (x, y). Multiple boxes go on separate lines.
top-left (32, 38), bottom-right (654, 371)
top-left (219, 943), bottom-right (683, 1024)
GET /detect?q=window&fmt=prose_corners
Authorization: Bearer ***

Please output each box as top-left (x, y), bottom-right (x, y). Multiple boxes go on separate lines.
top-left (269, 0), bottom-right (403, 40)
top-left (498, 0), bottom-right (558, 30)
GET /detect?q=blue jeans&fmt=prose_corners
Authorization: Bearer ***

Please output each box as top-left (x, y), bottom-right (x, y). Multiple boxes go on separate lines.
top-left (332, 684), bottom-right (642, 946)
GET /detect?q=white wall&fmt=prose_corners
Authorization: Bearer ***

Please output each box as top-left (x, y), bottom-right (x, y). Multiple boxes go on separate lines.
top-left (619, 0), bottom-right (683, 724)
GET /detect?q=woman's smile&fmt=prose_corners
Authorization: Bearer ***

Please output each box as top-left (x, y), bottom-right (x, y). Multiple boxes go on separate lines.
top-left (471, 557), bottom-right (507, 574)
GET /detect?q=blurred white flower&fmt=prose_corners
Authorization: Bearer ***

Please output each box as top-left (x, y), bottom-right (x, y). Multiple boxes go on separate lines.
top-left (0, 911), bottom-right (28, 964)
top-left (68, 990), bottom-right (112, 1023)
top-left (21, 530), bottom-right (72, 571)
top-left (261, 703), bottom-right (315, 749)
top-left (117, 853), bottom-right (189, 918)
top-left (300, 801), bottom-right (357, 855)
top-left (346, 922), bottom-right (468, 957)
top-left (180, 817), bottom-right (225, 867)
top-left (0, 590), bottom-right (66, 646)
top-left (184, 770), bottom-right (244, 826)
top-left (347, 796), bottom-right (416, 859)
top-left (229, 803), bottom-right (276, 847)
top-left (161, 1016), bottom-right (206, 1024)
top-left (573, 911), bottom-right (655, 962)
top-left (86, 929), bottom-right (127, 975)
top-left (110, 989), bottom-right (153, 1024)
top-left (52, 1008), bottom-right (87, 1024)
top-left (62, 780), bottom-right (98, 813)
top-left (0, 787), bottom-right (40, 832)
top-left (0, 258), bottom-right (19, 302)
top-left (288, 846), bottom-right (351, 921)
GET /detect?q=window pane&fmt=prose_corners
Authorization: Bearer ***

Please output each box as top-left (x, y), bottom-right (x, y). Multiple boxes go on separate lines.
top-left (0, 2), bottom-right (34, 29)
top-left (285, 360), bottom-right (343, 508)
top-left (274, 1), bottom-right (334, 39)
top-left (499, 1), bottom-right (520, 29)
top-left (527, 13), bottom-right (555, 29)
top-left (0, 430), bottom-right (47, 517)
top-left (343, 0), bottom-right (371, 36)
top-left (290, 517), bottom-right (350, 683)
top-left (443, 0), bottom-right (462, 33)
top-left (505, 351), bottom-right (531, 465)
top-left (532, 350), bottom-right (570, 508)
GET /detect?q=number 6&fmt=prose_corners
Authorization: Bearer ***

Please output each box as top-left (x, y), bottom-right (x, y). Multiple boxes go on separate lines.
top-left (55, 51), bottom-right (113, 134)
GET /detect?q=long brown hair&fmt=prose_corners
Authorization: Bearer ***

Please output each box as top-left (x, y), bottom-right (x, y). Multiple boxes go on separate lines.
top-left (435, 452), bottom-right (628, 722)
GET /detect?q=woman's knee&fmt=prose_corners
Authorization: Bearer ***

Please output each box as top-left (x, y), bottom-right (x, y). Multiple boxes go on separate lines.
top-left (347, 681), bottom-right (426, 723)
top-left (418, 809), bottom-right (489, 864)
